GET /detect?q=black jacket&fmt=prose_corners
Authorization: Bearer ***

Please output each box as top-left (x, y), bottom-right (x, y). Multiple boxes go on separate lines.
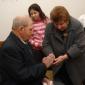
top-left (0, 32), bottom-right (46, 85)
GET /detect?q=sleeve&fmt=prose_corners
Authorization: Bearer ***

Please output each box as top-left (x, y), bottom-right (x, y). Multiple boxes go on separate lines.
top-left (1, 47), bottom-right (47, 83)
top-left (67, 23), bottom-right (85, 59)
top-left (42, 23), bottom-right (54, 56)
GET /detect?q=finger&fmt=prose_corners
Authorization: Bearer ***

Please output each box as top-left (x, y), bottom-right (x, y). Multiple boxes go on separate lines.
top-left (53, 60), bottom-right (58, 64)
top-left (53, 58), bottom-right (62, 64)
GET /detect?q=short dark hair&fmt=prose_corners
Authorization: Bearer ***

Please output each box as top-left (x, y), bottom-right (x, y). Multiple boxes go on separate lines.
top-left (50, 6), bottom-right (70, 23)
top-left (28, 3), bottom-right (46, 21)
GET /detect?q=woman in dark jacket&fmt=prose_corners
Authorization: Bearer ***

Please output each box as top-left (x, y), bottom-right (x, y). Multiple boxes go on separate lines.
top-left (43, 6), bottom-right (85, 85)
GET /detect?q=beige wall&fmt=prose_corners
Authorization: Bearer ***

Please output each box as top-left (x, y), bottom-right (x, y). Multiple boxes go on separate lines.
top-left (0, 0), bottom-right (85, 40)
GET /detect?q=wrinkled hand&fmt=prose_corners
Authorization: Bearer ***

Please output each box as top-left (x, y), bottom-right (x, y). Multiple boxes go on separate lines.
top-left (42, 53), bottom-right (55, 68)
top-left (48, 53), bottom-right (55, 58)
top-left (53, 54), bottom-right (68, 65)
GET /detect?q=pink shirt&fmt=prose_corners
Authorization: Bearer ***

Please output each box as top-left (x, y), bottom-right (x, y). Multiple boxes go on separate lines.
top-left (29, 18), bottom-right (50, 50)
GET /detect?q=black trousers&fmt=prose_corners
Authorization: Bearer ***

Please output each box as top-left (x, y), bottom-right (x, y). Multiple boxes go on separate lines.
top-left (83, 80), bottom-right (85, 85)
top-left (53, 64), bottom-right (73, 85)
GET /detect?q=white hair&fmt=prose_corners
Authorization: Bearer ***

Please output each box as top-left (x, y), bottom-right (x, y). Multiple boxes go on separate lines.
top-left (12, 16), bottom-right (32, 30)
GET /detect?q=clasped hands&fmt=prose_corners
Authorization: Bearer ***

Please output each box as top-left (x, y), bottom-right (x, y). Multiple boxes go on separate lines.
top-left (42, 53), bottom-right (68, 68)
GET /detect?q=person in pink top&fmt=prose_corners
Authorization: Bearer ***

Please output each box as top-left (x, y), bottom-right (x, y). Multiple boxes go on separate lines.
top-left (28, 3), bottom-right (50, 50)
top-left (28, 3), bottom-right (51, 85)
top-left (28, 3), bottom-right (50, 62)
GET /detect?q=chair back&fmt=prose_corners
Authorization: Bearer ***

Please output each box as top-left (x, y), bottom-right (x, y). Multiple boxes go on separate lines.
top-left (0, 41), bottom-right (4, 48)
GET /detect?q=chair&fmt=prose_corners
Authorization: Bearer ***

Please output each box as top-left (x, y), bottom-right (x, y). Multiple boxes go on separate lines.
top-left (0, 41), bottom-right (4, 48)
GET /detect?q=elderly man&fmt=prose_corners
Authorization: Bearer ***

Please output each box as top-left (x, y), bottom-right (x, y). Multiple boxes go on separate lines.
top-left (0, 16), bottom-right (54, 85)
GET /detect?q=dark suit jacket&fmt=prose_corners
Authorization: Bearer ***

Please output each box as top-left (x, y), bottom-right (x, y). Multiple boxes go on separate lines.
top-left (43, 16), bottom-right (85, 85)
top-left (0, 32), bottom-right (46, 85)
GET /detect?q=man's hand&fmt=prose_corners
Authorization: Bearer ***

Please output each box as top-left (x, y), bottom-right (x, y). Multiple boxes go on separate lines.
top-left (48, 53), bottom-right (55, 58)
top-left (42, 54), bottom-right (55, 68)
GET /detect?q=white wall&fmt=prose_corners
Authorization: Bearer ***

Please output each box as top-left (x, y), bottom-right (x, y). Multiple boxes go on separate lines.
top-left (0, 0), bottom-right (85, 41)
